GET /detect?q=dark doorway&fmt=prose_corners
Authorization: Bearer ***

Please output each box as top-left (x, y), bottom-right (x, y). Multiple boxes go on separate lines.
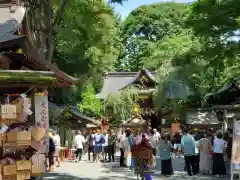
top-left (142, 114), bottom-right (160, 129)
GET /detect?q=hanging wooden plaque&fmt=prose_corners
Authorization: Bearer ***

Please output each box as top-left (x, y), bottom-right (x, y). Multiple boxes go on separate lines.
top-left (1, 104), bottom-right (16, 119)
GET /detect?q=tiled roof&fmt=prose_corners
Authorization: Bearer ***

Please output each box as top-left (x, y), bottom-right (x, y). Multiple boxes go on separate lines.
top-left (49, 103), bottom-right (97, 125)
top-left (205, 80), bottom-right (240, 105)
top-left (97, 69), bottom-right (193, 100)
top-left (0, 5), bottom-right (25, 35)
top-left (0, 5), bottom-right (26, 49)
top-left (97, 69), bottom-right (155, 99)
top-left (67, 105), bottom-right (97, 125)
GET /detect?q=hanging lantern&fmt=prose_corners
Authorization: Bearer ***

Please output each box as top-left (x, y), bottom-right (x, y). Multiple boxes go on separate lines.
top-left (16, 48), bottom-right (23, 54)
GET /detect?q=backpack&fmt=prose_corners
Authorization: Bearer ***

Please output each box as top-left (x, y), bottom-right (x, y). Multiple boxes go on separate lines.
top-left (99, 134), bottom-right (105, 144)
top-left (95, 134), bottom-right (105, 144)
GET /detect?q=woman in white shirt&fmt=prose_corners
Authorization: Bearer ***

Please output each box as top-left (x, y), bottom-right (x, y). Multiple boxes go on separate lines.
top-left (52, 131), bottom-right (61, 168)
top-left (212, 131), bottom-right (226, 177)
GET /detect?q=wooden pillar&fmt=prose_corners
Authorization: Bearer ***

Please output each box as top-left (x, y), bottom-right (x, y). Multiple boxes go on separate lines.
top-left (16, 0), bottom-right (20, 5)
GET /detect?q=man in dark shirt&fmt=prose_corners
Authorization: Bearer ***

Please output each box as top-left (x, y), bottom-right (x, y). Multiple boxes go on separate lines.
top-left (87, 130), bottom-right (96, 161)
top-left (173, 131), bottom-right (182, 158)
top-left (48, 131), bottom-right (56, 172)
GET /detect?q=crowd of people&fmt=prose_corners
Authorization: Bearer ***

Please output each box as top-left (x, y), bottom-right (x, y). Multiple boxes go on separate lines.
top-left (46, 127), bottom-right (234, 178)
top-left (118, 127), bottom-right (233, 178)
top-left (73, 129), bottom-right (117, 163)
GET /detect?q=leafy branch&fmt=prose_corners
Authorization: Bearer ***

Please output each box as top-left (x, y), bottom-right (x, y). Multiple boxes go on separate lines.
top-left (102, 86), bottom-right (139, 124)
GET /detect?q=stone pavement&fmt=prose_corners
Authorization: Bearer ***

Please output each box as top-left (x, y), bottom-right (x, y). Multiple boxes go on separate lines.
top-left (43, 154), bottom-right (229, 180)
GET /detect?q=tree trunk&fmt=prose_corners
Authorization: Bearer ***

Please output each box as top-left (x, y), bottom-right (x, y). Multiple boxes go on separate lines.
top-left (23, 0), bottom-right (69, 63)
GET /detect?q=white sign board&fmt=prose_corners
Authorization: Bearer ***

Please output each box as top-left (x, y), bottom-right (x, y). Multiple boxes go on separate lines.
top-left (34, 95), bottom-right (49, 129)
top-left (231, 119), bottom-right (240, 179)
top-left (1, 104), bottom-right (16, 119)
top-left (34, 94), bottom-right (49, 154)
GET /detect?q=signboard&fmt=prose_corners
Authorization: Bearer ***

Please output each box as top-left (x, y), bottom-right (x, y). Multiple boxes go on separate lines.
top-left (34, 95), bottom-right (49, 129)
top-left (231, 118), bottom-right (240, 179)
top-left (1, 104), bottom-right (16, 119)
top-left (34, 94), bottom-right (49, 154)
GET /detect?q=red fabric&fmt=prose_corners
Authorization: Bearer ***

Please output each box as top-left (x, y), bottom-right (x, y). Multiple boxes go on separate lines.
top-left (141, 137), bottom-right (151, 148)
top-left (67, 147), bottom-right (71, 160)
top-left (131, 144), bottom-right (138, 154)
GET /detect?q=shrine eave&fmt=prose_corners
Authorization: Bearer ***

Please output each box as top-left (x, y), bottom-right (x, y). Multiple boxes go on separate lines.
top-left (0, 4), bottom-right (78, 87)
top-left (0, 70), bottom-right (57, 87)
top-left (205, 80), bottom-right (240, 105)
top-left (0, 34), bottom-right (25, 49)
top-left (2, 51), bottom-right (79, 87)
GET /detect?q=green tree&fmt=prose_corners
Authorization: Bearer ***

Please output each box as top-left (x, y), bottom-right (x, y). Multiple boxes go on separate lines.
top-left (50, 0), bottom-right (122, 105)
top-left (103, 86), bottom-right (139, 125)
top-left (116, 2), bottom-right (190, 71)
top-left (79, 83), bottom-right (102, 117)
top-left (24, 0), bottom-right (124, 63)
top-left (185, 0), bottom-right (240, 97)
top-left (153, 0), bottom-right (240, 108)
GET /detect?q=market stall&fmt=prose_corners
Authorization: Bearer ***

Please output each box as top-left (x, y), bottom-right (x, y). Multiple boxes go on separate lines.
top-left (0, 1), bottom-right (77, 179)
top-left (0, 70), bottom-right (60, 180)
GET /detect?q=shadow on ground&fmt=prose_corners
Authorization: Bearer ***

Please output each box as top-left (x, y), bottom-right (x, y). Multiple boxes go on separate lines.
top-left (100, 157), bottom-right (185, 174)
top-left (44, 172), bottom-right (229, 180)
top-left (43, 172), bottom-right (136, 180)
top-left (100, 158), bottom-right (228, 180)
top-left (44, 172), bottom-right (90, 180)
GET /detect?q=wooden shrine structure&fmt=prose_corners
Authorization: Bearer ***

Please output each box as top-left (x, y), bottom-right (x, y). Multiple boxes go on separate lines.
top-left (0, 1), bottom-right (77, 88)
top-left (97, 69), bottom-right (160, 128)
top-left (205, 80), bottom-right (240, 130)
top-left (97, 69), bottom-right (187, 128)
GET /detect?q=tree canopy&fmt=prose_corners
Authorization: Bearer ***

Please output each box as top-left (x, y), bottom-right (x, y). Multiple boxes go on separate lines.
top-left (49, 0), bottom-right (122, 105)
top-left (42, 0), bottom-right (240, 123)
top-left (116, 3), bottom-right (190, 71)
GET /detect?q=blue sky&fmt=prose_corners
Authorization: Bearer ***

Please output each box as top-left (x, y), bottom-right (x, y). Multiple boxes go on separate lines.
top-left (113, 0), bottom-right (195, 18)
